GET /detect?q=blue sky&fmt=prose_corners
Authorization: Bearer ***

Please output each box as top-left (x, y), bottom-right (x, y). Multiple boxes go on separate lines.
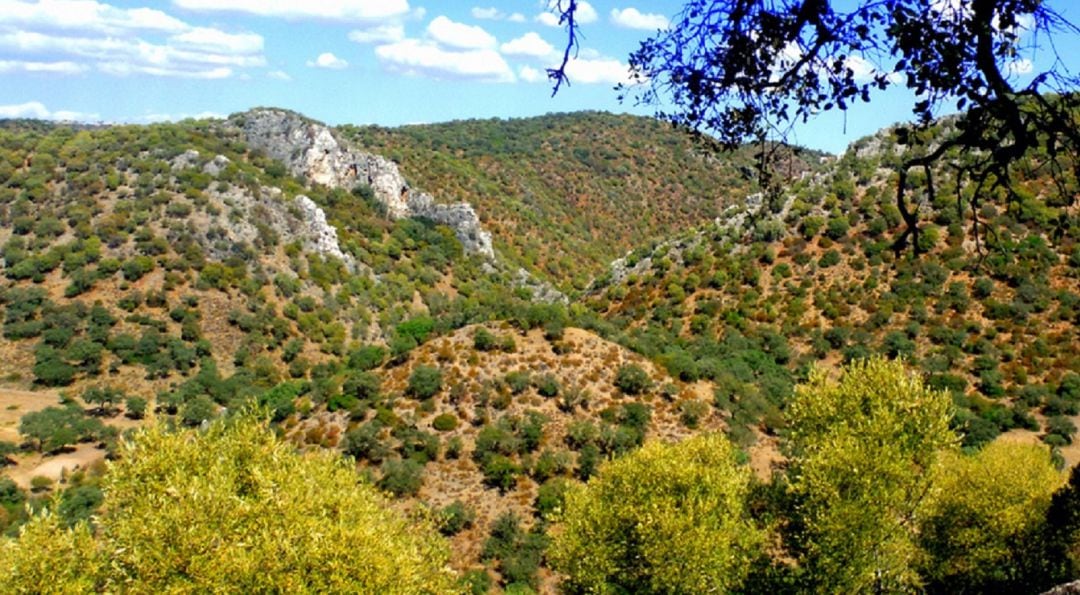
top-left (0, 0), bottom-right (1077, 153)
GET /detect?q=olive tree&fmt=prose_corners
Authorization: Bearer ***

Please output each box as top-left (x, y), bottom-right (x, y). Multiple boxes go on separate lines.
top-left (549, 433), bottom-right (766, 593)
top-left (0, 415), bottom-right (461, 593)
top-left (785, 357), bottom-right (957, 592)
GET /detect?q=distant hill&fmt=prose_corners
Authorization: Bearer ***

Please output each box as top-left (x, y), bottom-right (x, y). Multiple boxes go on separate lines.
top-left (343, 112), bottom-right (824, 290)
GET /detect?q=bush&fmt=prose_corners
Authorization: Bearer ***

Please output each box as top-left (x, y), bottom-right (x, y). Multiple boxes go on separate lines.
top-left (535, 374), bottom-right (560, 398)
top-left (504, 371), bottom-right (531, 395)
top-left (614, 364), bottom-right (651, 395)
top-left (377, 459), bottom-right (424, 497)
top-left (125, 396), bottom-right (148, 420)
top-left (549, 434), bottom-right (764, 593)
top-left (473, 328), bottom-right (498, 352)
top-left (407, 366), bottom-right (442, 399)
top-left (438, 501), bottom-right (475, 536)
top-left (679, 400), bottom-right (710, 429)
top-left (432, 413), bottom-right (458, 432)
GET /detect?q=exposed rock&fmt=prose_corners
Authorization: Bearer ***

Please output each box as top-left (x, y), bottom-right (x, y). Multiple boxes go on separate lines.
top-left (293, 195), bottom-right (356, 267)
top-left (204, 154), bottom-right (231, 177)
top-left (228, 108), bottom-right (494, 257)
top-left (197, 183), bottom-right (360, 273)
top-left (512, 268), bottom-right (568, 305)
top-left (406, 192), bottom-right (494, 259)
top-left (170, 149), bottom-right (200, 171)
top-left (1043, 580), bottom-right (1080, 594)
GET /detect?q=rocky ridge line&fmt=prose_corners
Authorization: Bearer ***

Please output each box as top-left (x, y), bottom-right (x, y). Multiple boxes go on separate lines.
top-left (228, 109), bottom-right (495, 259)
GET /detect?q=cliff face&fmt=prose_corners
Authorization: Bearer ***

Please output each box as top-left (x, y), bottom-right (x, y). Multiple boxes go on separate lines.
top-left (229, 109), bottom-right (494, 259)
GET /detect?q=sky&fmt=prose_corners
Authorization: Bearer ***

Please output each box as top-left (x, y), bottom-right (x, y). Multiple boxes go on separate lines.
top-left (0, 0), bottom-right (1078, 154)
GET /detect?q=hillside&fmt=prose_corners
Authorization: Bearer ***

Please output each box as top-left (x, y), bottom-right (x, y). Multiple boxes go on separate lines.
top-left (584, 122), bottom-right (1080, 457)
top-left (343, 112), bottom-right (823, 289)
top-left (0, 107), bottom-right (1078, 592)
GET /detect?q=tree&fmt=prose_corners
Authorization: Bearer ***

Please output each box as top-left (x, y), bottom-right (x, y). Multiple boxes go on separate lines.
top-left (18, 406), bottom-right (105, 453)
top-left (82, 387), bottom-right (122, 415)
top-left (785, 357), bottom-right (957, 592)
top-left (918, 441), bottom-right (1064, 593)
top-left (0, 415), bottom-right (460, 593)
top-left (550, 0), bottom-right (1080, 255)
top-left (548, 433), bottom-right (766, 593)
top-left (407, 365), bottom-right (443, 399)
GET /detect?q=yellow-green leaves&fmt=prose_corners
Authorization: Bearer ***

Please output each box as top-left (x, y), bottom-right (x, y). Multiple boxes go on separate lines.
top-left (786, 357), bottom-right (957, 593)
top-left (0, 416), bottom-right (460, 594)
top-left (919, 441), bottom-right (1064, 591)
top-left (548, 433), bottom-right (766, 594)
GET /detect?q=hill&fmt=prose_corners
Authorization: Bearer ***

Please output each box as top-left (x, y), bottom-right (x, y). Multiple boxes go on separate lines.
top-left (0, 107), bottom-right (1078, 592)
top-left (343, 112), bottom-right (823, 289)
top-left (583, 121), bottom-right (1080, 456)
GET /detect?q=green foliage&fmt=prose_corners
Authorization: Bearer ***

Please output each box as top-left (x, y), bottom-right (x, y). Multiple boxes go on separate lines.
top-left (437, 501), bottom-right (475, 536)
top-left (481, 512), bottom-right (548, 590)
top-left (19, 405), bottom-right (108, 453)
top-left (613, 363), bottom-right (650, 395)
top-left (378, 458), bottom-right (424, 497)
top-left (432, 413), bottom-right (458, 432)
top-left (0, 415), bottom-right (460, 593)
top-left (786, 358), bottom-right (957, 592)
top-left (407, 365), bottom-right (443, 399)
top-left (550, 434), bottom-right (765, 594)
top-left (919, 442), bottom-right (1063, 593)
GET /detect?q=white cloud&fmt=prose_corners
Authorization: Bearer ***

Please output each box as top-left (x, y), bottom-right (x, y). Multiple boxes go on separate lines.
top-left (0, 0), bottom-right (187, 34)
top-left (0, 59), bottom-right (86, 74)
top-left (519, 65), bottom-right (544, 83)
top-left (307, 52), bottom-right (348, 69)
top-left (426, 15), bottom-right (496, 50)
top-left (267, 69), bottom-right (291, 81)
top-left (172, 27), bottom-right (263, 54)
top-left (171, 0), bottom-right (410, 21)
top-left (472, 7), bottom-right (526, 22)
top-left (348, 23), bottom-right (404, 44)
top-left (376, 38), bottom-right (514, 82)
top-left (0, 101), bottom-right (98, 121)
top-left (1005, 57), bottom-right (1033, 77)
top-left (610, 7), bottom-right (668, 30)
top-left (471, 7), bottom-right (501, 20)
top-left (0, 1), bottom-right (265, 79)
top-left (573, 1), bottom-right (598, 23)
top-left (500, 32), bottom-right (554, 58)
top-left (536, 12), bottom-right (560, 27)
top-left (562, 56), bottom-right (633, 85)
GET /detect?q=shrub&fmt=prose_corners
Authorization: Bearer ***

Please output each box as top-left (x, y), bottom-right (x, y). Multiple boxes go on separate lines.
top-left (432, 413), bottom-right (458, 432)
top-left (504, 371), bottom-right (531, 395)
top-left (438, 501), bottom-right (475, 536)
top-left (407, 366), bottom-right (442, 399)
top-left (549, 434), bottom-right (765, 593)
top-left (473, 328), bottom-right (498, 352)
top-left (535, 374), bottom-right (560, 398)
top-left (679, 400), bottom-right (710, 429)
top-left (614, 364), bottom-right (651, 395)
top-left (377, 459), bottom-right (424, 497)
top-left (124, 396), bottom-right (148, 420)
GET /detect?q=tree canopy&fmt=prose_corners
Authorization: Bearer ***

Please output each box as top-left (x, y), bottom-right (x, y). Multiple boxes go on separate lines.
top-left (785, 357), bottom-right (957, 592)
top-left (0, 415), bottom-right (460, 593)
top-left (548, 433), bottom-right (766, 593)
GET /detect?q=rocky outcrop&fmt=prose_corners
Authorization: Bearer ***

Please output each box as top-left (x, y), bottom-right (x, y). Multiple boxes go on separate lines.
top-left (292, 195), bottom-right (356, 267)
top-left (228, 108), bottom-right (494, 257)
